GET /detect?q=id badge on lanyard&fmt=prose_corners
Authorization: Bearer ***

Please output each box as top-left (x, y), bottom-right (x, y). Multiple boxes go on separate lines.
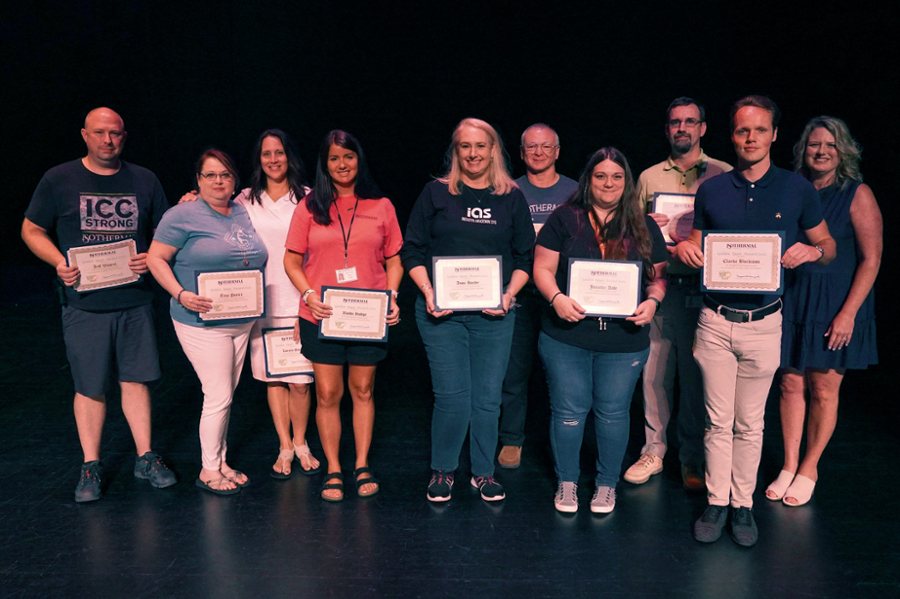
top-left (336, 266), bottom-right (358, 284)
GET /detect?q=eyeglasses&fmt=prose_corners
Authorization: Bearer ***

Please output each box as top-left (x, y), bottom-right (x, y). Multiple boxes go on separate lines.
top-left (667, 118), bottom-right (702, 128)
top-left (199, 172), bottom-right (235, 181)
top-left (523, 143), bottom-right (559, 154)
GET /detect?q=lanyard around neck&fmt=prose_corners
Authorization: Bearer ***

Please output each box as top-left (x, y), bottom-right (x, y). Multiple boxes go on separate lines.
top-left (589, 209), bottom-right (608, 259)
top-left (335, 195), bottom-right (361, 268)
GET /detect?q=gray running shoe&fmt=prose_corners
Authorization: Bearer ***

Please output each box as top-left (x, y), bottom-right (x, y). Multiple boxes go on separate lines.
top-left (75, 460), bottom-right (103, 503)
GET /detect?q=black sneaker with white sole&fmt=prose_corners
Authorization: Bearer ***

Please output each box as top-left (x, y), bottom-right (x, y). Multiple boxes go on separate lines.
top-left (427, 470), bottom-right (454, 502)
top-left (470, 476), bottom-right (506, 501)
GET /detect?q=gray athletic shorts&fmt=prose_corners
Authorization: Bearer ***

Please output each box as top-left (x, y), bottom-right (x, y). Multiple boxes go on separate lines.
top-left (61, 304), bottom-right (161, 397)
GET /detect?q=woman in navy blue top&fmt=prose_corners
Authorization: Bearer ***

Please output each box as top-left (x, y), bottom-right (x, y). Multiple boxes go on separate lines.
top-left (401, 118), bottom-right (534, 503)
top-left (766, 117), bottom-right (882, 507)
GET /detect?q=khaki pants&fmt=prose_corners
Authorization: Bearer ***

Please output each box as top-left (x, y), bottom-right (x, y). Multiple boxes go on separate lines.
top-left (693, 306), bottom-right (782, 508)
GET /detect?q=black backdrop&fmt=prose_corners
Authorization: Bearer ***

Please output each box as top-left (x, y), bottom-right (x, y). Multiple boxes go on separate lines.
top-left (3, 0), bottom-right (896, 361)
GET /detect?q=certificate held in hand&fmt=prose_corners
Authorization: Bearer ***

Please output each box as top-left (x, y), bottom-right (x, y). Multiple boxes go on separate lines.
top-left (319, 287), bottom-right (391, 342)
top-left (262, 327), bottom-right (314, 377)
top-left (196, 269), bottom-right (265, 322)
top-left (701, 231), bottom-right (785, 294)
top-left (567, 259), bottom-right (643, 318)
top-left (651, 192), bottom-right (695, 244)
top-left (432, 256), bottom-right (503, 312)
top-left (67, 239), bottom-right (140, 292)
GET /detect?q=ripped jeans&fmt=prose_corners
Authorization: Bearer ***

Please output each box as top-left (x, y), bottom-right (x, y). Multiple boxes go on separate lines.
top-left (539, 332), bottom-right (649, 486)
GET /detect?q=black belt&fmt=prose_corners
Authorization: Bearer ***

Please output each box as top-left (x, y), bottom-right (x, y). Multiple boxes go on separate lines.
top-left (703, 296), bottom-right (781, 323)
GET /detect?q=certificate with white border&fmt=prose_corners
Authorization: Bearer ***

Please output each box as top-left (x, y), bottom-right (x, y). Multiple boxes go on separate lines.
top-left (432, 256), bottom-right (503, 311)
top-left (262, 327), bottom-right (314, 377)
top-left (196, 269), bottom-right (265, 322)
top-left (319, 287), bottom-right (390, 342)
top-left (701, 231), bottom-right (784, 294)
top-left (651, 192), bottom-right (695, 244)
top-left (67, 239), bottom-right (140, 292)
top-left (567, 259), bottom-right (643, 318)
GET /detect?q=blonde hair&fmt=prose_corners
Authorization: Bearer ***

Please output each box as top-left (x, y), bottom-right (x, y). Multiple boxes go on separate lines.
top-left (438, 118), bottom-right (516, 195)
top-left (793, 116), bottom-right (863, 189)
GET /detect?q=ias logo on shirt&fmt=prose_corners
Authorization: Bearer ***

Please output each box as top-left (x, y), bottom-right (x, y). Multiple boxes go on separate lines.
top-left (466, 207), bottom-right (491, 219)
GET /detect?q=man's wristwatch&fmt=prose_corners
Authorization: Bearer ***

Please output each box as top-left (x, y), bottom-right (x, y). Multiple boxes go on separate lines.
top-left (814, 245), bottom-right (825, 260)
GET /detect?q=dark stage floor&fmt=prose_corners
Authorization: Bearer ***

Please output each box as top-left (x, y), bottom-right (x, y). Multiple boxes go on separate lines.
top-left (1, 283), bottom-right (898, 599)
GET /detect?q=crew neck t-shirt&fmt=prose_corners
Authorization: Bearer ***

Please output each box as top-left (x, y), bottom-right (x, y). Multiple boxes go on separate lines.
top-left (515, 174), bottom-right (579, 232)
top-left (153, 198), bottom-right (268, 326)
top-left (400, 180), bottom-right (535, 286)
top-left (536, 205), bottom-right (668, 353)
top-left (25, 159), bottom-right (169, 311)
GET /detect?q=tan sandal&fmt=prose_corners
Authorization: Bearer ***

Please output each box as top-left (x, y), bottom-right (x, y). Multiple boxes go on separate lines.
top-left (293, 443), bottom-right (321, 475)
top-left (270, 449), bottom-right (294, 480)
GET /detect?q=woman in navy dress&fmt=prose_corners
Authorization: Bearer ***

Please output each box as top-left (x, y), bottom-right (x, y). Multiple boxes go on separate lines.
top-left (766, 117), bottom-right (881, 506)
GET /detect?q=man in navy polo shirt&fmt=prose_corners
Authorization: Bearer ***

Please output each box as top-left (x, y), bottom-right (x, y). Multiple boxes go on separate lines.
top-left (675, 96), bottom-right (835, 546)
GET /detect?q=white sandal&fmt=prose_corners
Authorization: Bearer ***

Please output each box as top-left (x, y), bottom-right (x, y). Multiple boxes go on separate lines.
top-left (783, 474), bottom-right (816, 507)
top-left (765, 470), bottom-right (795, 501)
top-left (293, 443), bottom-right (321, 475)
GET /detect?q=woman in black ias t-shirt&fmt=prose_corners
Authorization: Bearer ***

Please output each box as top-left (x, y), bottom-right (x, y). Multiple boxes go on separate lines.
top-left (401, 118), bottom-right (534, 504)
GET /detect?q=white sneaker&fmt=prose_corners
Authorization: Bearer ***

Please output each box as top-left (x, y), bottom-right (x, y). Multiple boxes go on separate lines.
top-left (623, 453), bottom-right (663, 484)
top-left (591, 486), bottom-right (616, 514)
top-left (554, 482), bottom-right (578, 513)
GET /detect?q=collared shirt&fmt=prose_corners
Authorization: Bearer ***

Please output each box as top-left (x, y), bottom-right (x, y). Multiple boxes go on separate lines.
top-left (693, 164), bottom-right (823, 309)
top-left (637, 150), bottom-right (733, 210)
top-left (637, 150), bottom-right (732, 274)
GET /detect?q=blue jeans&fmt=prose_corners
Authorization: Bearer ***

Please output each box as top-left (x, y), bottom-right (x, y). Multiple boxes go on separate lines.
top-left (539, 332), bottom-right (649, 487)
top-left (415, 296), bottom-right (516, 477)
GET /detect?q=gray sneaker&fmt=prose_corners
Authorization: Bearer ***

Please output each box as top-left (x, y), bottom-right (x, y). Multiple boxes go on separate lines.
top-left (693, 504), bottom-right (728, 543)
top-left (590, 485), bottom-right (616, 513)
top-left (75, 460), bottom-right (103, 503)
top-left (554, 482), bottom-right (578, 513)
top-left (730, 506), bottom-right (758, 547)
top-left (134, 451), bottom-right (177, 488)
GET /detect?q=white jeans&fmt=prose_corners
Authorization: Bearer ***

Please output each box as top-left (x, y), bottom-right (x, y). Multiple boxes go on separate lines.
top-left (173, 319), bottom-right (253, 471)
top-left (693, 306), bottom-right (782, 508)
